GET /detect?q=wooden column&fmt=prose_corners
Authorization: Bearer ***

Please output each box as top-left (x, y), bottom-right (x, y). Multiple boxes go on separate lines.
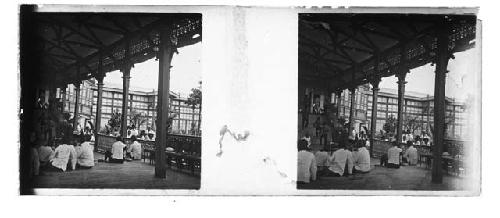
top-left (432, 20), bottom-right (450, 184)
top-left (72, 81), bottom-right (81, 132)
top-left (60, 85), bottom-right (67, 112)
top-left (370, 78), bottom-right (381, 157)
top-left (396, 72), bottom-right (407, 144)
top-left (348, 87), bottom-right (356, 132)
top-left (120, 64), bottom-right (132, 138)
top-left (335, 90), bottom-right (343, 118)
top-left (94, 68), bottom-right (105, 151)
top-left (155, 26), bottom-right (175, 178)
top-left (152, 90), bottom-right (156, 130)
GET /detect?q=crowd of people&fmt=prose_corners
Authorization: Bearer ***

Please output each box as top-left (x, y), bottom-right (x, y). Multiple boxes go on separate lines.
top-left (105, 125), bottom-right (156, 141)
top-left (297, 138), bottom-right (372, 184)
top-left (297, 137), bottom-right (421, 184)
top-left (30, 134), bottom-right (95, 175)
top-left (30, 133), bottom-right (144, 176)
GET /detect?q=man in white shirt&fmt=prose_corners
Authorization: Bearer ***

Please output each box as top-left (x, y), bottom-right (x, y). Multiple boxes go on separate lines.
top-left (326, 143), bottom-right (353, 176)
top-left (49, 139), bottom-right (77, 172)
top-left (365, 138), bottom-right (370, 148)
top-left (353, 144), bottom-right (371, 173)
top-left (297, 140), bottom-right (317, 183)
top-left (75, 135), bottom-right (95, 168)
top-left (314, 148), bottom-right (330, 176)
top-left (404, 141), bottom-right (418, 166)
top-left (38, 140), bottom-right (54, 168)
top-left (301, 132), bottom-right (312, 148)
top-left (127, 135), bottom-right (142, 160)
top-left (104, 136), bottom-right (125, 163)
top-left (349, 128), bottom-right (356, 141)
top-left (387, 142), bottom-right (402, 168)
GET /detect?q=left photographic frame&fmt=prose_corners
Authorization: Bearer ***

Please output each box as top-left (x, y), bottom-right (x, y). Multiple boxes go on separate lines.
top-left (19, 5), bottom-right (202, 194)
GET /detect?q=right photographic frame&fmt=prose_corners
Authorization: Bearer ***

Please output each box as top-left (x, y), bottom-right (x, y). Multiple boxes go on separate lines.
top-left (297, 11), bottom-right (481, 194)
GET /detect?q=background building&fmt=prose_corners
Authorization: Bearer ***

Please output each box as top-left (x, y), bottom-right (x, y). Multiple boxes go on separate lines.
top-left (334, 87), bottom-right (469, 140)
top-left (60, 79), bottom-right (201, 136)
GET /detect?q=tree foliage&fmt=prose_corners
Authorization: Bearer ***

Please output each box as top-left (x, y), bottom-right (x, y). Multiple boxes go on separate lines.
top-left (108, 111), bottom-right (121, 131)
top-left (129, 110), bottom-right (148, 130)
top-left (404, 115), bottom-right (423, 134)
top-left (186, 81), bottom-right (202, 135)
top-left (186, 81), bottom-right (202, 109)
top-left (383, 115), bottom-right (397, 136)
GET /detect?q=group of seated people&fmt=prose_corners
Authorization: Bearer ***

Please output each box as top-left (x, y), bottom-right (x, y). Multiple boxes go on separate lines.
top-left (103, 135), bottom-right (142, 164)
top-left (31, 134), bottom-right (144, 176)
top-left (297, 139), bottom-right (371, 184)
top-left (380, 140), bottom-right (418, 168)
top-left (297, 139), bottom-right (420, 184)
top-left (31, 134), bottom-right (95, 175)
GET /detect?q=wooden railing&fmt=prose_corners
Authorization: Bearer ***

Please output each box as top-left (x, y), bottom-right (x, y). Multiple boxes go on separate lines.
top-left (95, 134), bottom-right (201, 175)
top-left (96, 134), bottom-right (201, 154)
top-left (372, 139), bottom-right (433, 158)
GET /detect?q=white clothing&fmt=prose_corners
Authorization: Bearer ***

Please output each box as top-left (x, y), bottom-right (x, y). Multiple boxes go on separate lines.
top-left (111, 141), bottom-right (125, 159)
top-left (314, 151), bottom-right (330, 167)
top-left (128, 141), bottom-right (142, 159)
top-left (297, 150), bottom-right (317, 183)
top-left (404, 146), bottom-right (418, 165)
top-left (328, 149), bottom-right (353, 176)
top-left (353, 147), bottom-right (371, 172)
top-left (301, 136), bottom-right (311, 147)
top-left (38, 146), bottom-right (54, 163)
top-left (388, 146), bottom-right (402, 165)
top-left (349, 130), bottom-right (356, 140)
top-left (365, 140), bottom-right (370, 148)
top-left (131, 129), bottom-right (139, 137)
top-left (76, 142), bottom-right (94, 167)
top-left (50, 144), bottom-right (77, 171)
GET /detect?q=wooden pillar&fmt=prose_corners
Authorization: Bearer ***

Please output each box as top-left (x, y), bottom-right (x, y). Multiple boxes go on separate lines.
top-left (72, 81), bottom-right (81, 132)
top-left (335, 90), bottom-right (343, 118)
top-left (94, 62), bottom-right (105, 151)
top-left (152, 90), bottom-right (156, 130)
top-left (120, 64), bottom-right (132, 138)
top-left (155, 26), bottom-right (174, 178)
top-left (451, 100), bottom-right (456, 138)
top-left (370, 78), bottom-right (381, 157)
top-left (348, 87), bottom-right (356, 132)
top-left (396, 72), bottom-right (407, 143)
top-left (432, 20), bottom-right (450, 184)
top-left (60, 85), bottom-right (67, 112)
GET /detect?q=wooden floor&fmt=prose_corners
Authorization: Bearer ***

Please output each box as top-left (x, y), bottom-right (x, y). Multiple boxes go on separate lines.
top-left (33, 153), bottom-right (200, 189)
top-left (298, 158), bottom-right (472, 191)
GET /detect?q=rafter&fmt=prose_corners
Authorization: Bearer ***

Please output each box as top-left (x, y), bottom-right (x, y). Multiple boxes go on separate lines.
top-left (41, 15), bottom-right (103, 47)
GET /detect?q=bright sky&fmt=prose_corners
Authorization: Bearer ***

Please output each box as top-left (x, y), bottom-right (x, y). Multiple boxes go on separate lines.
top-left (379, 46), bottom-right (479, 102)
top-left (104, 42), bottom-right (202, 97)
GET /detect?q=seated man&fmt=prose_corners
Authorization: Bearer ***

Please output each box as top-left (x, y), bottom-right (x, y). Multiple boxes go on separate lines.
top-left (48, 137), bottom-right (77, 172)
top-left (404, 141), bottom-right (418, 166)
top-left (127, 135), bottom-right (142, 160)
top-left (325, 142), bottom-right (353, 177)
top-left (314, 148), bottom-right (330, 176)
top-left (353, 143), bottom-right (371, 173)
top-left (75, 134), bottom-right (94, 169)
top-left (38, 139), bottom-right (54, 169)
top-left (387, 142), bottom-right (403, 168)
top-left (297, 139), bottom-right (317, 184)
top-left (105, 136), bottom-right (125, 164)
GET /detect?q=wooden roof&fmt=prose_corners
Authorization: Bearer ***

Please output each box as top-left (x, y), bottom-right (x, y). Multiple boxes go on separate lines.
top-left (30, 13), bottom-right (201, 87)
top-left (299, 13), bottom-right (477, 90)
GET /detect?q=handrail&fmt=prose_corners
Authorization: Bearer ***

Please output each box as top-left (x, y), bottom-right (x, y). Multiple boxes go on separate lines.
top-left (96, 133), bottom-right (201, 156)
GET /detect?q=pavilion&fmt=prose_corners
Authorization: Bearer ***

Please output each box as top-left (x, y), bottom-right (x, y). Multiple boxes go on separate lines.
top-left (19, 6), bottom-right (201, 192)
top-left (298, 13), bottom-right (476, 184)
